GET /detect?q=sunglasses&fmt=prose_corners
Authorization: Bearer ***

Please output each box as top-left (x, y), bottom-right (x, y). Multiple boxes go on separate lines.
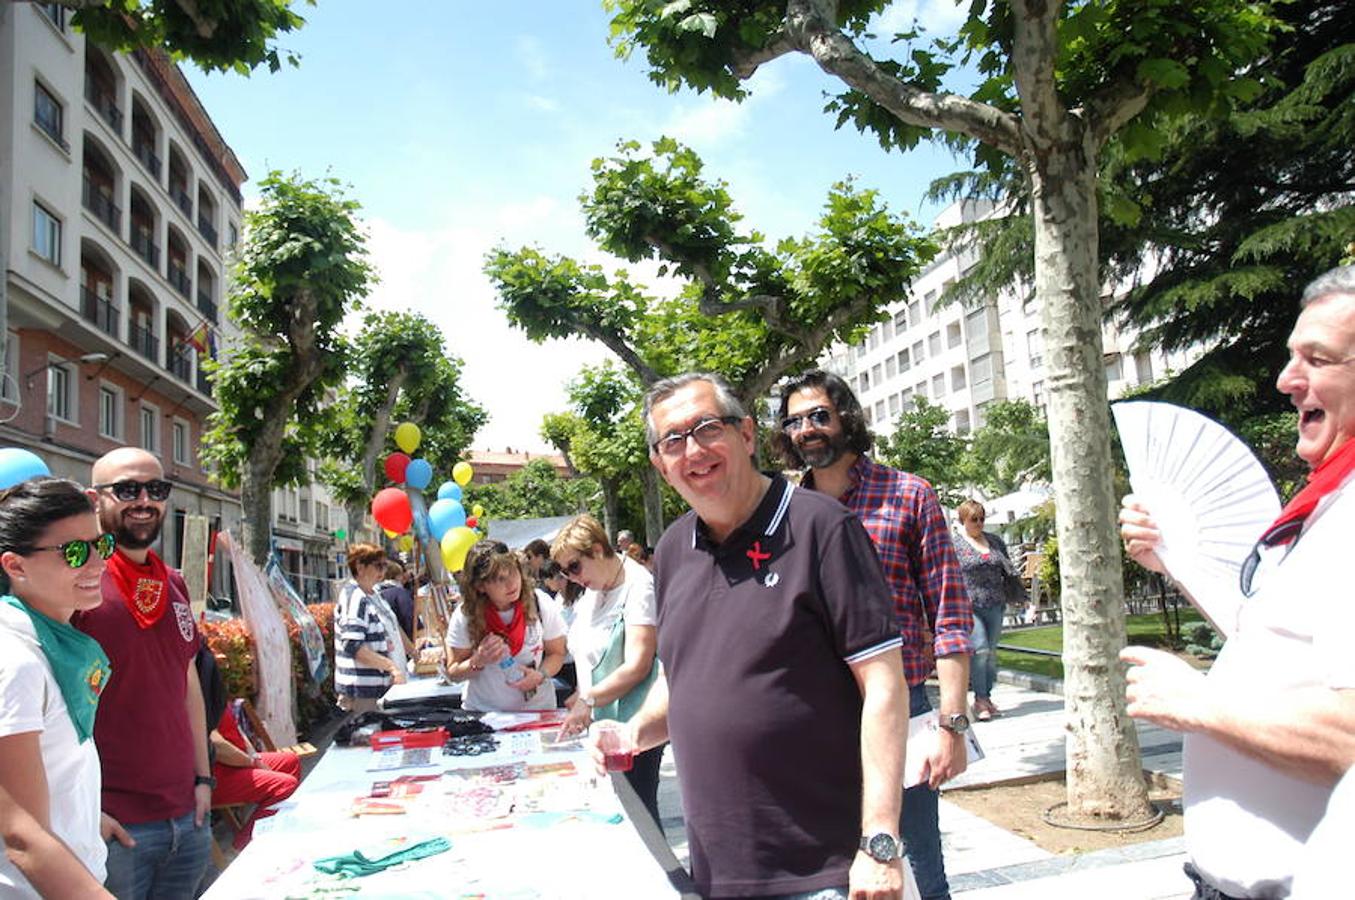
top-left (781, 407), bottom-right (833, 434)
top-left (95, 479), bottom-right (173, 502)
top-left (28, 533), bottom-right (117, 568)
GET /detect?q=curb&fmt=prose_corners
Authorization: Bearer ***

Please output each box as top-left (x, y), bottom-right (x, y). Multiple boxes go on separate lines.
top-left (995, 667), bottom-right (1064, 695)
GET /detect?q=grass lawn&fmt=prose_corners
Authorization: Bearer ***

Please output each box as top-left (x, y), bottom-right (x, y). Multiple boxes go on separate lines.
top-left (995, 608), bottom-right (1206, 681)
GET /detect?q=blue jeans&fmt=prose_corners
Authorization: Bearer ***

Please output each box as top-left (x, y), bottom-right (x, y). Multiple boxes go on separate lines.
top-left (902, 683), bottom-right (949, 900)
top-left (104, 811), bottom-right (211, 900)
top-left (969, 604), bottom-right (1005, 699)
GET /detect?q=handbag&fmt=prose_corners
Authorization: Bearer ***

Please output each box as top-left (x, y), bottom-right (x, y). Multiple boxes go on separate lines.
top-left (590, 612), bottom-right (658, 723)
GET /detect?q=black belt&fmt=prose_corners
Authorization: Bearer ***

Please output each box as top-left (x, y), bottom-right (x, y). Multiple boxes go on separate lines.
top-left (1184, 863), bottom-right (1247, 900)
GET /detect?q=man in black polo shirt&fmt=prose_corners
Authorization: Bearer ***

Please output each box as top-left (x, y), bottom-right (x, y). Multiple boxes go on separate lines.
top-left (627, 372), bottom-right (911, 899)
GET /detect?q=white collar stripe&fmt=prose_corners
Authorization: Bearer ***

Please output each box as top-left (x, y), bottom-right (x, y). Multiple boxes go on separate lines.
top-left (766, 480), bottom-right (793, 536)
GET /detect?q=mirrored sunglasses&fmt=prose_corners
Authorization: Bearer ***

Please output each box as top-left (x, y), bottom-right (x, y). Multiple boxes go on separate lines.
top-left (781, 407), bottom-right (833, 434)
top-left (28, 533), bottom-right (117, 568)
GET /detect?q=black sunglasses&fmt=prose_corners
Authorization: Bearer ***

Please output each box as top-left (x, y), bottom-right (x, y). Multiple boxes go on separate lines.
top-left (28, 533), bottom-right (117, 568)
top-left (95, 479), bottom-right (173, 502)
top-left (781, 407), bottom-right (833, 434)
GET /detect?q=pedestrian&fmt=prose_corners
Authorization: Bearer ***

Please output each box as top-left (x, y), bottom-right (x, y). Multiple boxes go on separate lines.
top-left (952, 499), bottom-right (1025, 720)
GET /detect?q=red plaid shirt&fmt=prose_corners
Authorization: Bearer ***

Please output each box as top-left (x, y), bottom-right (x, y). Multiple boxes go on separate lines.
top-left (805, 455), bottom-right (973, 685)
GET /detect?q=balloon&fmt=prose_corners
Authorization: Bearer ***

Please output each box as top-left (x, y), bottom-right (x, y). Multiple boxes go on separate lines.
top-left (383, 452), bottom-right (411, 484)
top-left (436, 481), bottom-right (461, 501)
top-left (394, 422), bottom-right (421, 454)
top-left (335, 529), bottom-right (347, 541)
top-left (452, 461), bottom-right (474, 486)
top-left (383, 528), bottom-right (399, 538)
top-left (0, 449), bottom-right (50, 491)
top-left (465, 516), bottom-right (478, 529)
top-left (440, 526), bottom-right (478, 573)
top-left (471, 504), bottom-right (485, 518)
top-left (371, 488), bottom-right (413, 534)
top-left (406, 458), bottom-right (433, 490)
top-left (427, 499), bottom-right (466, 541)
top-left (397, 534), bottom-right (414, 552)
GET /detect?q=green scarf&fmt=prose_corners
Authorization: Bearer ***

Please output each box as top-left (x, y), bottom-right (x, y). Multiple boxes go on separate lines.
top-left (1, 595), bottom-right (110, 743)
top-left (313, 837), bottom-right (452, 878)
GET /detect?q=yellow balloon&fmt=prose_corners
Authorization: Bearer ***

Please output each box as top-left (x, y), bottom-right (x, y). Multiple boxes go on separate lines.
top-left (397, 534), bottom-right (414, 552)
top-left (394, 422), bottom-right (422, 455)
top-left (452, 461), bottom-right (474, 486)
top-left (440, 526), bottom-right (478, 573)
top-left (472, 504), bottom-right (485, 518)
top-left (383, 528), bottom-right (399, 538)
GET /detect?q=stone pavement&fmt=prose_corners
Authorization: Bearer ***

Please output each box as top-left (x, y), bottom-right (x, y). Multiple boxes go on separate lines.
top-left (652, 676), bottom-right (1193, 898)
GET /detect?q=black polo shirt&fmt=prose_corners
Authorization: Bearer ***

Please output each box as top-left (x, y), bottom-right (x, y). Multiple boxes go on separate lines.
top-left (653, 475), bottom-right (901, 898)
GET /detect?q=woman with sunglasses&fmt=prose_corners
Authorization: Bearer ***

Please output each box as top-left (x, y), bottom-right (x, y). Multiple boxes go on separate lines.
top-left (0, 477), bottom-right (118, 894)
top-left (954, 499), bottom-right (1026, 721)
top-left (335, 543), bottom-right (407, 716)
top-left (550, 514), bottom-right (663, 828)
top-left (447, 541), bottom-right (566, 711)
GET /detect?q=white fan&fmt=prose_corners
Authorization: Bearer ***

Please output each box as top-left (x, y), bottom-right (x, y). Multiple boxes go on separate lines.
top-left (1112, 401), bottom-right (1280, 636)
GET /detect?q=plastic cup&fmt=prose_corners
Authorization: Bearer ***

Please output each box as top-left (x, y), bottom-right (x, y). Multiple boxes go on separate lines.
top-left (592, 720), bottom-right (634, 773)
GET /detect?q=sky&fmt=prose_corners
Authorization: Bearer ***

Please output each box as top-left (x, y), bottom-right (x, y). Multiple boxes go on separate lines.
top-left (186, 1), bottom-right (972, 453)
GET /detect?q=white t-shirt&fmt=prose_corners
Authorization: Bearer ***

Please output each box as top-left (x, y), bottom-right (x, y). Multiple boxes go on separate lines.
top-left (1185, 479), bottom-right (1355, 897)
top-left (0, 604), bottom-right (106, 894)
top-left (448, 599), bottom-right (566, 712)
top-left (567, 558), bottom-right (657, 695)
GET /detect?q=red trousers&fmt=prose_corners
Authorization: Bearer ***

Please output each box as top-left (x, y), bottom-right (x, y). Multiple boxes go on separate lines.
top-left (213, 751), bottom-right (301, 849)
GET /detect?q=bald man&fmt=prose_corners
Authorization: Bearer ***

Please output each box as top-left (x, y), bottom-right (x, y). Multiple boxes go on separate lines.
top-left (75, 449), bottom-right (213, 897)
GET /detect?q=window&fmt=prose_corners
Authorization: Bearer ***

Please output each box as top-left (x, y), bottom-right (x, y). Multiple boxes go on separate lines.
top-left (928, 331), bottom-right (942, 357)
top-left (952, 365), bottom-right (967, 391)
top-left (99, 385), bottom-right (122, 439)
top-left (316, 503), bottom-right (330, 531)
top-left (868, 328), bottom-right (879, 351)
top-left (976, 401), bottom-right (992, 428)
top-left (1135, 351), bottom-right (1154, 384)
top-left (932, 373), bottom-right (946, 398)
top-left (172, 419), bottom-right (189, 464)
top-left (885, 357), bottom-right (896, 379)
top-left (855, 344), bottom-right (867, 360)
top-left (888, 393), bottom-right (901, 416)
top-left (859, 372), bottom-right (870, 393)
top-left (908, 301), bottom-right (920, 328)
top-left (880, 320), bottom-right (892, 342)
top-left (872, 363), bottom-right (882, 385)
top-left (965, 307), bottom-right (989, 342)
top-left (1, 333), bottom-right (17, 404)
top-left (971, 354), bottom-right (993, 388)
top-left (924, 290), bottom-right (936, 315)
top-left (1105, 353), bottom-right (1123, 383)
top-left (37, 3), bottom-right (64, 28)
top-left (34, 82), bottom-right (64, 147)
top-left (901, 388), bottom-right (913, 407)
top-left (140, 404), bottom-right (159, 454)
top-left (912, 340), bottom-right (924, 364)
top-left (1032, 379), bottom-right (1046, 412)
top-left (46, 363), bottom-right (73, 421)
top-left (897, 348), bottom-right (911, 373)
top-left (955, 409), bottom-right (972, 435)
top-left (228, 222), bottom-right (238, 248)
top-left (874, 400), bottom-right (886, 421)
top-left (916, 381), bottom-right (928, 399)
top-left (300, 497), bottom-right (312, 524)
top-left (1027, 328), bottom-right (1044, 369)
top-left (32, 202), bottom-right (61, 265)
top-left (863, 406), bottom-right (873, 425)
top-left (894, 309), bottom-right (908, 331)
top-left (946, 322), bottom-right (962, 349)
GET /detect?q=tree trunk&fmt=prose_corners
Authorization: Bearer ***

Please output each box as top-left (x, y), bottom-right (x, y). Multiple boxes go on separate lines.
top-left (240, 451), bottom-right (280, 569)
top-left (600, 477), bottom-right (620, 543)
top-left (1031, 144), bottom-right (1152, 820)
top-left (639, 465), bottom-right (664, 548)
top-left (343, 499), bottom-right (370, 544)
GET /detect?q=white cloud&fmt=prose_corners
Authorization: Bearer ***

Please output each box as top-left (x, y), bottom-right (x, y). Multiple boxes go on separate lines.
top-left (874, 0), bottom-right (967, 37)
top-left (514, 35), bottom-right (550, 82)
top-left (660, 64), bottom-right (787, 147)
top-left (524, 94), bottom-right (560, 113)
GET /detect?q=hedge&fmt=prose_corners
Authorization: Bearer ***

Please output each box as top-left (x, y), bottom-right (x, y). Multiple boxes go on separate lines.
top-left (201, 603), bottom-right (337, 740)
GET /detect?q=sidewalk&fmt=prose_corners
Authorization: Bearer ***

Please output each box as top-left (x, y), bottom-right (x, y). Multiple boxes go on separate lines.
top-left (654, 677), bottom-right (1191, 898)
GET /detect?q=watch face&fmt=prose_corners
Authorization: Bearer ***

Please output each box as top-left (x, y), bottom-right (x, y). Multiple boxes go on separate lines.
top-left (867, 833), bottom-right (898, 861)
top-left (946, 714), bottom-right (970, 733)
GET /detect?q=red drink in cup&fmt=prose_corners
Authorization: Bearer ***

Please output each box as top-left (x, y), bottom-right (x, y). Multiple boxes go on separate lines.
top-left (593, 721), bottom-right (634, 773)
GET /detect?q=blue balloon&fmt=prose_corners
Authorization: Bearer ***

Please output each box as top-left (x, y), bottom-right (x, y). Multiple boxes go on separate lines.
top-left (427, 499), bottom-right (466, 541)
top-left (0, 448), bottom-right (50, 491)
top-left (437, 481), bottom-right (462, 501)
top-left (406, 458), bottom-right (433, 490)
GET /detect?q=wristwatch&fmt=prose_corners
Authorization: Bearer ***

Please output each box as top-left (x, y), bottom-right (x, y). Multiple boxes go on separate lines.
top-left (194, 774), bottom-right (217, 789)
top-left (939, 712), bottom-right (970, 734)
top-left (859, 832), bottom-right (906, 863)
top-left (579, 690), bottom-right (596, 708)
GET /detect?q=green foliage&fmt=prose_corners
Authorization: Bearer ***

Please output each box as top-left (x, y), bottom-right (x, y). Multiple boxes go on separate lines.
top-left (463, 459), bottom-right (597, 522)
top-left (876, 396), bottom-right (968, 506)
top-left (963, 400), bottom-right (1051, 495)
top-left (69, 0), bottom-right (311, 74)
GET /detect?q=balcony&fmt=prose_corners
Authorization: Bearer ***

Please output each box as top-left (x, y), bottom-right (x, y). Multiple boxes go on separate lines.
top-left (167, 262), bottom-right (191, 299)
top-left (196, 368), bottom-right (212, 396)
top-left (168, 346), bottom-right (192, 382)
top-left (83, 76), bottom-right (122, 133)
top-left (128, 322), bottom-right (158, 363)
top-left (170, 184), bottom-right (192, 217)
top-left (80, 287), bottom-right (119, 338)
top-left (196, 290), bottom-right (218, 323)
top-left (197, 215), bottom-right (218, 248)
top-left (81, 177), bottom-right (120, 232)
top-left (133, 140), bottom-right (161, 179)
top-left (130, 227), bottom-right (159, 269)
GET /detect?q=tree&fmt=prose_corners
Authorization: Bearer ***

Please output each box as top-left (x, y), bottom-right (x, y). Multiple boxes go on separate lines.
top-left (963, 400), bottom-right (1052, 496)
top-left (201, 172), bottom-right (372, 566)
top-left (317, 311), bottom-right (487, 540)
top-left (464, 459), bottom-right (597, 522)
top-left (53, 0), bottom-right (309, 73)
top-left (875, 396), bottom-right (968, 506)
top-left (606, 0), bottom-right (1280, 819)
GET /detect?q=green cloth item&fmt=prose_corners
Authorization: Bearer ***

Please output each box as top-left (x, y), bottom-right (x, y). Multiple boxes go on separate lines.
top-left (313, 837), bottom-right (452, 879)
top-left (590, 611), bottom-right (658, 723)
top-left (1, 595), bottom-right (110, 743)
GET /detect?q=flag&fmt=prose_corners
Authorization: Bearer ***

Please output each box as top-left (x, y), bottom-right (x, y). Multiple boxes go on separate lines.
top-left (187, 321), bottom-right (209, 354)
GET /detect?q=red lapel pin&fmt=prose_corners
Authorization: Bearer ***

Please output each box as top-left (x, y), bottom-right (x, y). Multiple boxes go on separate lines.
top-left (746, 540), bottom-right (772, 571)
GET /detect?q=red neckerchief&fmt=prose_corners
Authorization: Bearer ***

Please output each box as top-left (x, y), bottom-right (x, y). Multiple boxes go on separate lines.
top-left (483, 601), bottom-right (526, 656)
top-left (1262, 438), bottom-right (1355, 546)
top-left (105, 549), bottom-right (169, 630)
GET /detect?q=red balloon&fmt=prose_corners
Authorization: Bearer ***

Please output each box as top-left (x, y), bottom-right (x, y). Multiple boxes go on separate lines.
top-left (371, 487), bottom-right (412, 534)
top-left (465, 516), bottom-right (478, 529)
top-left (384, 453), bottom-right (411, 483)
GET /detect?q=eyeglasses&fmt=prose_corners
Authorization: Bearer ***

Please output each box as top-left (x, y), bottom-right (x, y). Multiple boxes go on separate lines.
top-left (781, 407), bottom-right (833, 434)
top-left (27, 533), bottom-right (116, 568)
top-left (651, 416), bottom-right (741, 457)
top-left (95, 479), bottom-right (172, 502)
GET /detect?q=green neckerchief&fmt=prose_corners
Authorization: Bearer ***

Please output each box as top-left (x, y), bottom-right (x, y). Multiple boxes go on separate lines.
top-left (313, 837), bottom-right (452, 878)
top-left (1, 595), bottom-right (111, 743)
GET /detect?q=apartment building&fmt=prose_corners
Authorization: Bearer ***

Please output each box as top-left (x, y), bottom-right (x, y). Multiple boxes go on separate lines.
top-left (273, 472), bottom-right (350, 604)
top-left (828, 200), bottom-right (1201, 437)
top-left (0, 3), bottom-right (243, 577)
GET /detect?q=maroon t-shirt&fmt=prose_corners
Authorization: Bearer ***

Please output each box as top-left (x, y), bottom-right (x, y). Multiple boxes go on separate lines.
top-left (75, 566), bottom-right (200, 825)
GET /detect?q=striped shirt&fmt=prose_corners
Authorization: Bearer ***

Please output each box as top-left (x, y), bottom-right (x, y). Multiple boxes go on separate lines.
top-left (334, 581), bottom-right (394, 698)
top-left (805, 455), bottom-right (973, 685)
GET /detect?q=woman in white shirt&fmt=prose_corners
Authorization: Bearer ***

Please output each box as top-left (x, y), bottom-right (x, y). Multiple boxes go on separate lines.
top-left (447, 541), bottom-right (566, 711)
top-left (0, 477), bottom-right (120, 895)
top-left (551, 515), bottom-right (662, 828)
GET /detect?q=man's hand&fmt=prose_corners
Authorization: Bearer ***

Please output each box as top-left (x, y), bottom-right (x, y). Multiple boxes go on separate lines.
top-left (1122, 646), bottom-right (1211, 732)
top-left (848, 852), bottom-right (903, 900)
top-left (558, 697), bottom-right (592, 739)
top-left (193, 783), bottom-right (211, 827)
top-left (1119, 496), bottom-right (1166, 575)
top-left (99, 813), bottom-right (134, 847)
top-left (925, 729), bottom-right (968, 790)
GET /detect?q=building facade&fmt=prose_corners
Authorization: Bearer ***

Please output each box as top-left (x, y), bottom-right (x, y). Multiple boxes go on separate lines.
top-left (1, 3), bottom-right (243, 584)
top-left (464, 449), bottom-right (571, 485)
top-left (273, 471), bottom-right (349, 604)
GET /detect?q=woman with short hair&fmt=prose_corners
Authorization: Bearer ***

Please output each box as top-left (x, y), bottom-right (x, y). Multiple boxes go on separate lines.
top-left (954, 499), bottom-right (1025, 720)
top-left (334, 543), bottom-right (406, 715)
